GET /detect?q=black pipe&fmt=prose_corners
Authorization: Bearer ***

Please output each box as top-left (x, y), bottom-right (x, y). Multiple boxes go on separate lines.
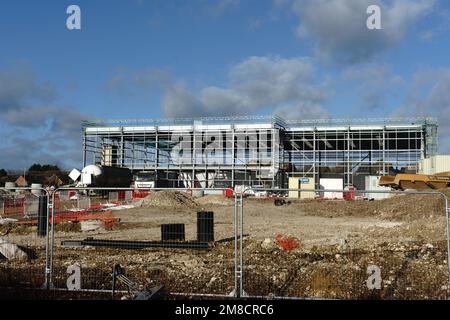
top-left (61, 238), bottom-right (209, 250)
top-left (37, 195), bottom-right (48, 237)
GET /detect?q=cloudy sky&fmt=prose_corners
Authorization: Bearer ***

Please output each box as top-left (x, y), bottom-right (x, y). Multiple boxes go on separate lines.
top-left (1, 0), bottom-right (450, 170)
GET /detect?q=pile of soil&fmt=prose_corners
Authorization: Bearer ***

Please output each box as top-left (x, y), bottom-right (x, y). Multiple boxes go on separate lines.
top-left (0, 223), bottom-right (34, 236)
top-left (142, 191), bottom-right (198, 208)
top-left (7, 239), bottom-right (446, 300)
top-left (241, 238), bottom-right (449, 299)
top-left (291, 189), bottom-right (450, 222)
top-left (196, 195), bottom-right (234, 207)
top-left (55, 221), bottom-right (81, 233)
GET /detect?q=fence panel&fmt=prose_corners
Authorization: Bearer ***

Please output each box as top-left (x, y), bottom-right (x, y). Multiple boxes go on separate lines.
top-left (241, 189), bottom-right (450, 300)
top-left (49, 188), bottom-right (237, 299)
top-left (0, 188), bottom-right (49, 294)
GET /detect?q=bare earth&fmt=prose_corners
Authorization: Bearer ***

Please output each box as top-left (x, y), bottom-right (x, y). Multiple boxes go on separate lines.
top-left (1, 190), bottom-right (449, 299)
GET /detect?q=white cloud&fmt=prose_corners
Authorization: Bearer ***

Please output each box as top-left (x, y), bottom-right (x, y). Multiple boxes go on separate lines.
top-left (0, 66), bottom-right (86, 169)
top-left (343, 63), bottom-right (405, 110)
top-left (393, 68), bottom-right (450, 153)
top-left (161, 56), bottom-right (331, 119)
top-left (105, 68), bottom-right (172, 97)
top-left (418, 30), bottom-right (435, 41)
top-left (204, 0), bottom-right (240, 16)
top-left (290, 0), bottom-right (435, 63)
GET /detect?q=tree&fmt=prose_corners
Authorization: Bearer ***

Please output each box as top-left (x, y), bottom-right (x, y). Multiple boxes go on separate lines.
top-left (0, 169), bottom-right (7, 177)
top-left (41, 164), bottom-right (60, 171)
top-left (28, 164), bottom-right (42, 171)
top-left (28, 164), bottom-right (61, 172)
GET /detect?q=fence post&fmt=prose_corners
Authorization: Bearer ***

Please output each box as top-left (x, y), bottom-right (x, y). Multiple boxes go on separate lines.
top-left (44, 191), bottom-right (53, 290)
top-left (239, 191), bottom-right (244, 298)
top-left (443, 193), bottom-right (450, 298)
top-left (233, 193), bottom-right (238, 297)
top-left (48, 188), bottom-right (58, 289)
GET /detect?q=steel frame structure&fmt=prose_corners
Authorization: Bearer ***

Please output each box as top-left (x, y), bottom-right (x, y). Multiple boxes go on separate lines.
top-left (81, 116), bottom-right (438, 189)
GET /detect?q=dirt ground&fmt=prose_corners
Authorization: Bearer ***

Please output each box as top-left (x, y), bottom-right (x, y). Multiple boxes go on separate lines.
top-left (1, 190), bottom-right (449, 299)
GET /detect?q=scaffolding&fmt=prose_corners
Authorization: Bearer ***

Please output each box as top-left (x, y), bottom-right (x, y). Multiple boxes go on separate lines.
top-left (82, 116), bottom-right (438, 189)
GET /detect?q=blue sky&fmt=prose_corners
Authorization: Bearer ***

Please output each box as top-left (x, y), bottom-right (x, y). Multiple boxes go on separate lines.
top-left (0, 0), bottom-right (450, 169)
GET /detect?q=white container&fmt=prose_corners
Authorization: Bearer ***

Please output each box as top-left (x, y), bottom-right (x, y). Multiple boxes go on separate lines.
top-left (365, 176), bottom-right (391, 200)
top-left (419, 155), bottom-right (450, 175)
top-left (319, 178), bottom-right (343, 199)
top-left (191, 190), bottom-right (205, 198)
top-left (31, 183), bottom-right (43, 196)
top-left (4, 182), bottom-right (15, 191)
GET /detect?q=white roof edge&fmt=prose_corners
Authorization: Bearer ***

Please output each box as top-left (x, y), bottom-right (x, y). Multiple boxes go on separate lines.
top-left (85, 127), bottom-right (121, 133)
top-left (349, 126), bottom-right (383, 130)
top-left (123, 126), bottom-right (156, 132)
top-left (235, 123), bottom-right (272, 129)
top-left (158, 125), bottom-right (193, 131)
top-left (194, 124), bottom-right (232, 130)
top-left (385, 125), bottom-right (423, 129)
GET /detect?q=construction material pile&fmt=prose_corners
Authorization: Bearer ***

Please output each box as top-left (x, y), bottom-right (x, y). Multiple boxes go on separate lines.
top-left (292, 189), bottom-right (450, 222)
top-left (196, 195), bottom-right (234, 207)
top-left (142, 191), bottom-right (198, 208)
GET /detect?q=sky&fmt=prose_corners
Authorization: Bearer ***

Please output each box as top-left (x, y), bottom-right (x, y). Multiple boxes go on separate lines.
top-left (0, 0), bottom-right (450, 170)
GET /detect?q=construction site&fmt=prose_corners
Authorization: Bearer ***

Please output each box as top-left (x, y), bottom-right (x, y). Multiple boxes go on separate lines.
top-left (1, 115), bottom-right (450, 300)
top-left (81, 116), bottom-right (439, 190)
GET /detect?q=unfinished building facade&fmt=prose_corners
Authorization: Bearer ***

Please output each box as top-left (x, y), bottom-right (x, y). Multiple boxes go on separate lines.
top-left (81, 116), bottom-right (438, 190)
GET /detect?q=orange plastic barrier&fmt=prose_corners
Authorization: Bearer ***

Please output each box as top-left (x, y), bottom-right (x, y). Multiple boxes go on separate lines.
top-left (275, 234), bottom-right (301, 251)
top-left (16, 210), bottom-right (119, 229)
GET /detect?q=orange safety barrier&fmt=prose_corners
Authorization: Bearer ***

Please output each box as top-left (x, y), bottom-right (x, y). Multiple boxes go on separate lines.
top-left (16, 210), bottom-right (119, 229)
top-left (275, 234), bottom-right (301, 251)
top-left (132, 190), bottom-right (150, 199)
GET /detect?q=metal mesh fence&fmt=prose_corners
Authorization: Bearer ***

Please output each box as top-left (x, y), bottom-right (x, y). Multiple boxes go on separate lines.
top-left (0, 188), bottom-right (49, 291)
top-left (49, 187), bottom-right (237, 299)
top-left (1, 185), bottom-right (449, 300)
top-left (24, 195), bottom-right (40, 218)
top-left (240, 188), bottom-right (450, 300)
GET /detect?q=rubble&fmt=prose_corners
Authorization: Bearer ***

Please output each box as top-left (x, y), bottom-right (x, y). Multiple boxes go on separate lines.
top-left (261, 238), bottom-right (276, 250)
top-left (142, 191), bottom-right (198, 208)
top-left (291, 189), bottom-right (450, 221)
top-left (80, 220), bottom-right (104, 232)
top-left (2, 192), bottom-right (449, 299)
top-left (196, 195), bottom-right (234, 206)
top-left (0, 238), bottom-right (28, 261)
top-left (0, 218), bottom-right (18, 225)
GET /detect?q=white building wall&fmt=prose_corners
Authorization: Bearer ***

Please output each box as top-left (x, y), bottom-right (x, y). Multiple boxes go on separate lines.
top-left (419, 155), bottom-right (450, 175)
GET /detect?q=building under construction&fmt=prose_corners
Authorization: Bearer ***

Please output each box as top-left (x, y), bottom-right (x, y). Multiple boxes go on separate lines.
top-left (81, 116), bottom-right (438, 190)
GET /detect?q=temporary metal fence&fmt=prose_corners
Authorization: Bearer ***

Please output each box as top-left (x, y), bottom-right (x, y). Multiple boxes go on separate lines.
top-left (48, 187), bottom-right (237, 299)
top-left (237, 188), bottom-right (450, 300)
top-left (24, 195), bottom-right (40, 218)
top-left (0, 187), bottom-right (51, 294)
top-left (0, 186), bottom-right (449, 300)
top-left (108, 191), bottom-right (133, 203)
